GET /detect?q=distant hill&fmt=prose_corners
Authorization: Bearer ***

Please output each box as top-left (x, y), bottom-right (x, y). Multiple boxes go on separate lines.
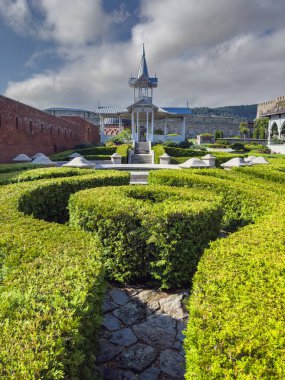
top-left (192, 104), bottom-right (257, 120)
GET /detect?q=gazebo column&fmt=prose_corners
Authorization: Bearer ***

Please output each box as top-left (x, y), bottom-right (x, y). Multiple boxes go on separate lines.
top-left (151, 109), bottom-right (154, 142)
top-left (118, 117), bottom-right (122, 132)
top-left (136, 111), bottom-right (139, 142)
top-left (146, 110), bottom-right (149, 141)
top-left (131, 110), bottom-right (135, 142)
top-left (164, 118), bottom-right (167, 138)
top-left (100, 115), bottom-right (105, 142)
top-left (181, 116), bottom-right (186, 140)
top-left (277, 118), bottom-right (282, 139)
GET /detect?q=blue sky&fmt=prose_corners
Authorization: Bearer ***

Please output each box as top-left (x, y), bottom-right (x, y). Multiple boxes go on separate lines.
top-left (0, 0), bottom-right (285, 110)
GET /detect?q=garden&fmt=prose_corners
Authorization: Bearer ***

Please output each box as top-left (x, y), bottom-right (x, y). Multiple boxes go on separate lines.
top-left (0, 153), bottom-right (285, 378)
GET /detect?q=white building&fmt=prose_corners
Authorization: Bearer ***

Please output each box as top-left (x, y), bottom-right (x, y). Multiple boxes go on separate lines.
top-left (95, 45), bottom-right (192, 144)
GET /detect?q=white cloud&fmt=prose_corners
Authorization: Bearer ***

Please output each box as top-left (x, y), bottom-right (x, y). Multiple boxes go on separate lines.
top-left (0, 0), bottom-right (32, 35)
top-left (4, 0), bottom-right (285, 109)
top-left (35, 0), bottom-right (107, 45)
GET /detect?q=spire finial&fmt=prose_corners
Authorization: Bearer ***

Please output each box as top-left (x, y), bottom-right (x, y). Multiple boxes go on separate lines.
top-left (138, 43), bottom-right (149, 79)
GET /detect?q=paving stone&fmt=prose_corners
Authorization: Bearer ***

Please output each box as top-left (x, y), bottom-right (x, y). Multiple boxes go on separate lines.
top-left (110, 288), bottom-right (130, 305)
top-left (103, 368), bottom-right (138, 380)
top-left (125, 287), bottom-right (141, 296)
top-left (110, 328), bottom-right (138, 346)
top-left (119, 343), bottom-right (158, 372)
top-left (180, 346), bottom-right (186, 356)
top-left (139, 367), bottom-right (161, 380)
top-left (135, 289), bottom-right (160, 303)
top-left (173, 340), bottom-right (182, 350)
top-left (102, 313), bottom-right (121, 331)
top-left (96, 339), bottom-right (122, 363)
top-left (113, 300), bottom-right (145, 326)
top-left (133, 314), bottom-right (176, 349)
top-left (177, 321), bottom-right (186, 341)
top-left (103, 293), bottom-right (118, 313)
top-left (160, 349), bottom-right (185, 378)
top-left (159, 294), bottom-right (187, 319)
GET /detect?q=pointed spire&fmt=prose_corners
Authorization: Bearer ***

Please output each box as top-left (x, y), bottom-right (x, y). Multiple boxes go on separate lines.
top-left (138, 43), bottom-right (149, 79)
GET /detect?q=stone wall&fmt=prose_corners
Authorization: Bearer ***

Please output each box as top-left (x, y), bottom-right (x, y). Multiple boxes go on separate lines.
top-left (257, 96), bottom-right (285, 118)
top-left (0, 96), bottom-right (99, 163)
top-left (155, 115), bottom-right (243, 138)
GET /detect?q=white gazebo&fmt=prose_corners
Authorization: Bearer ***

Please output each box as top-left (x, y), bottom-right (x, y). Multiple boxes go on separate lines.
top-left (95, 45), bottom-right (192, 144)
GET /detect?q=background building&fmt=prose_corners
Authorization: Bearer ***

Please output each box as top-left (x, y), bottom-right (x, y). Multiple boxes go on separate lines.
top-left (95, 46), bottom-right (244, 143)
top-left (0, 95), bottom-right (99, 163)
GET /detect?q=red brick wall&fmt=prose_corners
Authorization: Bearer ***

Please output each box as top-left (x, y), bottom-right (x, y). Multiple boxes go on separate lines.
top-left (0, 95), bottom-right (100, 163)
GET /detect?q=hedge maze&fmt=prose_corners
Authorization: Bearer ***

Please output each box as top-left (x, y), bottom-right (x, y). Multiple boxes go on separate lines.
top-left (69, 185), bottom-right (223, 288)
top-left (0, 161), bottom-right (285, 378)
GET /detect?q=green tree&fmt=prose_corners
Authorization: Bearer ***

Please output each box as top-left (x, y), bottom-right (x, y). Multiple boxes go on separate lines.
top-left (239, 122), bottom-right (250, 138)
top-left (253, 118), bottom-right (268, 139)
top-left (108, 129), bottom-right (132, 145)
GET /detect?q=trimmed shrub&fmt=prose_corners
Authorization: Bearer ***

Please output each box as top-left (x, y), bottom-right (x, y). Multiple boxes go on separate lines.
top-left (116, 144), bottom-right (130, 163)
top-left (16, 167), bottom-right (92, 182)
top-left (19, 171), bottom-right (130, 223)
top-left (0, 163), bottom-right (42, 173)
top-left (153, 144), bottom-right (166, 163)
top-left (162, 140), bottom-right (179, 147)
top-left (0, 170), bottom-right (131, 379)
top-left (231, 142), bottom-right (245, 151)
top-left (69, 185), bottom-right (223, 288)
top-left (149, 168), bottom-right (285, 379)
top-left (50, 145), bottom-right (129, 163)
top-left (83, 154), bottom-right (111, 160)
top-left (164, 147), bottom-right (206, 157)
top-left (178, 140), bottom-right (193, 149)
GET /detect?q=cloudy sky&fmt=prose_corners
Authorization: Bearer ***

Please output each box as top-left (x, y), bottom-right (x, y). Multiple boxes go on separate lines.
top-left (0, 0), bottom-right (285, 110)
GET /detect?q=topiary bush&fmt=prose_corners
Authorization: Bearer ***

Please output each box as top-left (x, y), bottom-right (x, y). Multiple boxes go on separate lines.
top-left (69, 185), bottom-right (223, 288)
top-left (149, 168), bottom-right (285, 379)
top-left (0, 170), bottom-right (130, 378)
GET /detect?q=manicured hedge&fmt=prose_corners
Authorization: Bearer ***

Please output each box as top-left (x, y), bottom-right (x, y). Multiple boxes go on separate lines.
top-left (84, 154), bottom-right (111, 160)
top-left (153, 144), bottom-right (166, 163)
top-left (16, 167), bottom-right (92, 182)
top-left (149, 169), bottom-right (270, 230)
top-left (69, 185), bottom-right (223, 288)
top-left (0, 170), bottom-right (130, 379)
top-left (149, 168), bottom-right (285, 378)
top-left (19, 171), bottom-right (130, 223)
top-left (49, 145), bottom-right (130, 163)
top-left (116, 144), bottom-right (130, 163)
top-left (0, 163), bottom-right (42, 173)
top-left (164, 146), bottom-right (206, 157)
top-left (50, 146), bottom-right (117, 161)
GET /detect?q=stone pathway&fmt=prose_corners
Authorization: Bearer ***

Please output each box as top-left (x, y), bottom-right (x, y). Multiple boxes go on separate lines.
top-left (96, 286), bottom-right (189, 379)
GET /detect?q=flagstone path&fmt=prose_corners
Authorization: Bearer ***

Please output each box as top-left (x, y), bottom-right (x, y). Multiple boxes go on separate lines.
top-left (95, 285), bottom-right (189, 379)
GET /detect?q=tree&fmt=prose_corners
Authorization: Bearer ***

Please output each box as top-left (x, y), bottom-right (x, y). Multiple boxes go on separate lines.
top-left (108, 129), bottom-right (132, 145)
top-left (239, 122), bottom-right (250, 138)
top-left (253, 118), bottom-right (268, 139)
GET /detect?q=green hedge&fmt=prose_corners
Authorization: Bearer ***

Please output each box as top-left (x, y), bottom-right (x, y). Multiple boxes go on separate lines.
top-left (84, 154), bottom-right (111, 160)
top-left (116, 144), bottom-right (130, 163)
top-left (0, 170), bottom-right (130, 379)
top-left (19, 171), bottom-right (130, 223)
top-left (0, 163), bottom-right (42, 173)
top-left (50, 146), bottom-right (117, 161)
top-left (16, 167), bottom-right (92, 183)
top-left (49, 145), bottom-right (130, 163)
top-left (69, 185), bottom-right (223, 288)
top-left (164, 146), bottom-right (206, 157)
top-left (149, 169), bottom-right (270, 230)
top-left (153, 145), bottom-right (166, 163)
top-left (149, 169), bottom-right (285, 378)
